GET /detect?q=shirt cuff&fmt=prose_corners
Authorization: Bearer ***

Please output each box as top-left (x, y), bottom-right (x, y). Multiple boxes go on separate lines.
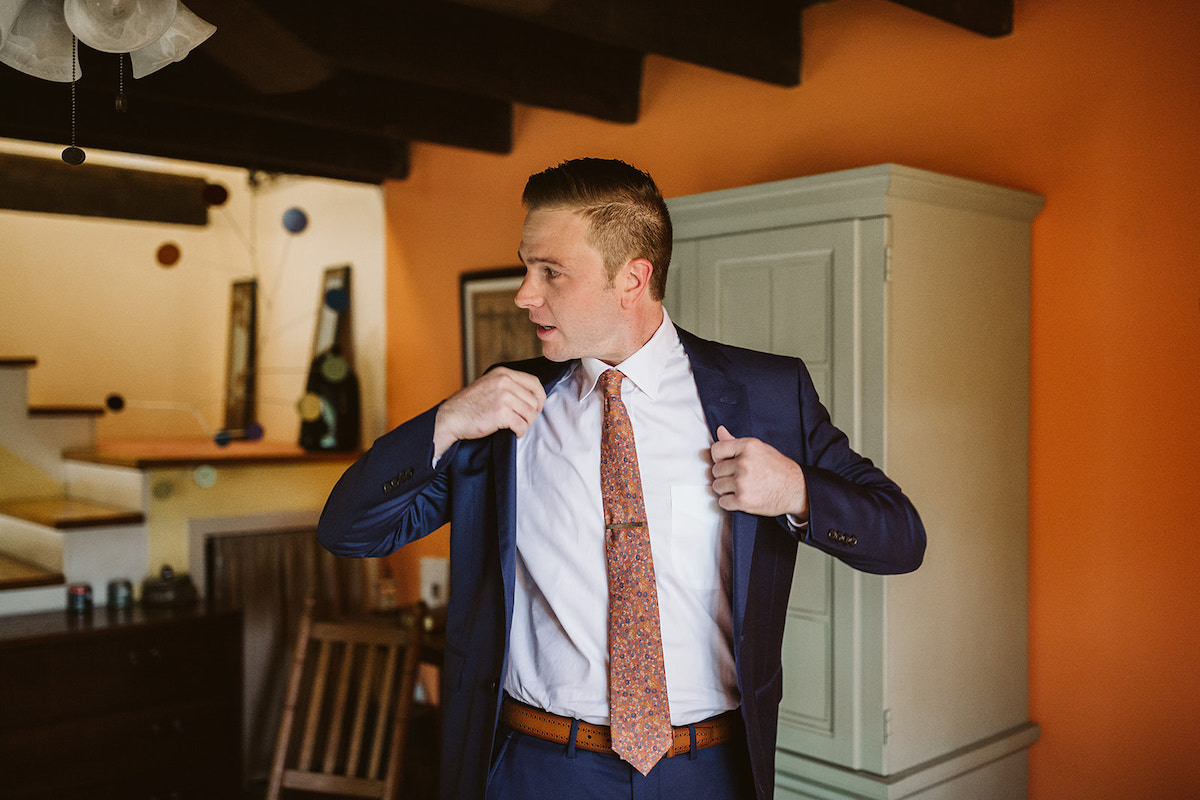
top-left (786, 514), bottom-right (810, 533)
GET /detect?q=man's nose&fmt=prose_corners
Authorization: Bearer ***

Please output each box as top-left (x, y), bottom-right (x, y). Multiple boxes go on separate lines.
top-left (514, 271), bottom-right (540, 308)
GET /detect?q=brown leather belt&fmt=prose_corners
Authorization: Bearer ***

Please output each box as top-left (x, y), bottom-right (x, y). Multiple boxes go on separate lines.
top-left (500, 697), bottom-right (738, 758)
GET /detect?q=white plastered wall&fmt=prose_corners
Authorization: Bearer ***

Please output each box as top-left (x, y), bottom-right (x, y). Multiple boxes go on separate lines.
top-left (0, 137), bottom-right (387, 446)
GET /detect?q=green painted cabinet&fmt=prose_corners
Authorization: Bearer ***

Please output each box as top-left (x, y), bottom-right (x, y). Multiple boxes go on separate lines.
top-left (666, 165), bottom-right (1043, 799)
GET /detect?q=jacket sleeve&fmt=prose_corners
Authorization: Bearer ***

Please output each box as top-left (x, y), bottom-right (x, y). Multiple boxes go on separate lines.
top-left (316, 404), bottom-right (460, 558)
top-left (790, 360), bottom-right (926, 575)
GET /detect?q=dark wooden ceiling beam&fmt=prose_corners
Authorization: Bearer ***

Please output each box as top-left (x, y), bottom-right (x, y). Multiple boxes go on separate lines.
top-left (172, 0), bottom-right (334, 94)
top-left (0, 71), bottom-right (410, 183)
top-left (886, 0), bottom-right (1014, 37)
top-left (135, 54), bottom-right (513, 154)
top-left (448, 0), bottom-right (803, 86)
top-left (196, 0), bottom-right (643, 123)
top-left (0, 152), bottom-right (210, 225)
top-left (0, 0), bottom-right (1015, 185)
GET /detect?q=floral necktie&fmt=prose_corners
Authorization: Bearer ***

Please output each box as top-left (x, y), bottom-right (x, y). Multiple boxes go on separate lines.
top-left (598, 369), bottom-right (672, 775)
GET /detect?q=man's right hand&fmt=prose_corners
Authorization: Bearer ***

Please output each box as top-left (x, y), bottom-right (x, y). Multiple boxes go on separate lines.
top-left (432, 367), bottom-right (547, 459)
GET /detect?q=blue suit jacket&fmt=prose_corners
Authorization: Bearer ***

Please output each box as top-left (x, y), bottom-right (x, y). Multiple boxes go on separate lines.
top-left (317, 327), bottom-right (925, 800)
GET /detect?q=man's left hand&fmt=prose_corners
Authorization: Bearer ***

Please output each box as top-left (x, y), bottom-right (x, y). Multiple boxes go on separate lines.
top-left (710, 425), bottom-right (809, 520)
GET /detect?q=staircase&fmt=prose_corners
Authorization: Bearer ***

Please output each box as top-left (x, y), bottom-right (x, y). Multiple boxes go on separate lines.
top-left (0, 358), bottom-right (148, 615)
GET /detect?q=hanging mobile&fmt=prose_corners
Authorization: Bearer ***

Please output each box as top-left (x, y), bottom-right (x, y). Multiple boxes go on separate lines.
top-left (62, 36), bottom-right (86, 166)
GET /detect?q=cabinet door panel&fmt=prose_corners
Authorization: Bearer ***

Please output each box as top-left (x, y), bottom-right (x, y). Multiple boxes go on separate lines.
top-left (693, 223), bottom-right (854, 415)
top-left (780, 552), bottom-right (834, 736)
top-left (680, 219), bottom-right (887, 770)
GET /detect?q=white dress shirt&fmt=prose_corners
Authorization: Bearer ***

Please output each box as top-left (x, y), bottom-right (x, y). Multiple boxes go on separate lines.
top-left (505, 310), bottom-right (739, 725)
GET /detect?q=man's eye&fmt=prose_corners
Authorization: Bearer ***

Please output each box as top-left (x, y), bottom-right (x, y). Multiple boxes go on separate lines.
top-left (545, 267), bottom-right (561, 279)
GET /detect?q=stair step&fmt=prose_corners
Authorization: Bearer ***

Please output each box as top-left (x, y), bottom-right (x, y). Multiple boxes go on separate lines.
top-left (29, 404), bottom-right (105, 417)
top-left (0, 552), bottom-right (65, 591)
top-left (0, 497), bottom-right (145, 530)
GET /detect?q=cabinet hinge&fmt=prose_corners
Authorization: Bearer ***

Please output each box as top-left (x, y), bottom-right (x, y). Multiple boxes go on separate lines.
top-left (883, 708), bottom-right (893, 743)
top-left (884, 215), bottom-right (893, 282)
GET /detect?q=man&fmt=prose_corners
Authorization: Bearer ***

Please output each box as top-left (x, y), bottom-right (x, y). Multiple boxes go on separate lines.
top-left (318, 158), bottom-right (925, 799)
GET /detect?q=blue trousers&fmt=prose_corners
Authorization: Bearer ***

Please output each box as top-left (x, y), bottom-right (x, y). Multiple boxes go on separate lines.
top-left (485, 719), bottom-right (755, 800)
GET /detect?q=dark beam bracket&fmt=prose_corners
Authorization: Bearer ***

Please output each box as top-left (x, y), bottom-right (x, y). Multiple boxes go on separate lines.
top-left (887, 0), bottom-right (1014, 37)
top-left (0, 153), bottom-right (210, 225)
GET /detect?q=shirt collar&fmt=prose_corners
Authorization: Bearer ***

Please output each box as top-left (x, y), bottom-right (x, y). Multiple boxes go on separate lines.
top-left (576, 308), bottom-right (678, 402)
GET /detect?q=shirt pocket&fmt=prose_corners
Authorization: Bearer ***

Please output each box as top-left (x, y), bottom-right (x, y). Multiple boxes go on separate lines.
top-left (669, 484), bottom-right (725, 589)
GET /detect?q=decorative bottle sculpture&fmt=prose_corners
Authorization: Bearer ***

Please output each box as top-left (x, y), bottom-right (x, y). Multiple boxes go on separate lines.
top-left (299, 345), bottom-right (360, 451)
top-left (299, 265), bottom-right (361, 451)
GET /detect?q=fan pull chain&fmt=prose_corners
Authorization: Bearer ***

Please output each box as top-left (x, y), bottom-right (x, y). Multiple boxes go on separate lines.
top-left (116, 53), bottom-right (128, 113)
top-left (62, 36), bottom-right (86, 165)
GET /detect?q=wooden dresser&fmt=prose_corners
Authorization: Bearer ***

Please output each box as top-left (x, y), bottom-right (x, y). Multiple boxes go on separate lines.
top-left (0, 605), bottom-right (242, 799)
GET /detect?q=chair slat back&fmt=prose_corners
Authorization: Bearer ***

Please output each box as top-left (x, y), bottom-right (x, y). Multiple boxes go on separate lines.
top-left (266, 599), bottom-right (425, 800)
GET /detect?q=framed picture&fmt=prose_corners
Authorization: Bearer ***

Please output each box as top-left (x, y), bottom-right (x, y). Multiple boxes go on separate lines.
top-left (222, 278), bottom-right (257, 431)
top-left (460, 267), bottom-right (540, 384)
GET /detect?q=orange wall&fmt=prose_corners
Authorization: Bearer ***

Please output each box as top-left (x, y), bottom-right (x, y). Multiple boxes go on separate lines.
top-left (380, 0), bottom-right (1200, 795)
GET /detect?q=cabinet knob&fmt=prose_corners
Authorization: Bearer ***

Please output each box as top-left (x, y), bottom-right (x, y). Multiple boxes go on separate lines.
top-left (149, 717), bottom-right (186, 737)
top-left (127, 646), bottom-right (165, 667)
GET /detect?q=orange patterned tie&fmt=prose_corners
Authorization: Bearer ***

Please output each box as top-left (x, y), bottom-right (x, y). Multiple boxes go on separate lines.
top-left (598, 369), bottom-right (672, 775)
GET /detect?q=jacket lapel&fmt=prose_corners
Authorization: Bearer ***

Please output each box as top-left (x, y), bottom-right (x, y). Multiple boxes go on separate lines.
top-left (677, 328), bottom-right (756, 639)
top-left (492, 359), bottom-right (577, 629)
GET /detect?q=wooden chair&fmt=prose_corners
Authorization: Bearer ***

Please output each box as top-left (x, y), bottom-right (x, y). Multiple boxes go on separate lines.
top-left (266, 598), bottom-right (425, 799)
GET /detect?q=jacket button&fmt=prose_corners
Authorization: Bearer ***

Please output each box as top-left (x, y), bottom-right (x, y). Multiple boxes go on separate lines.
top-left (828, 529), bottom-right (855, 546)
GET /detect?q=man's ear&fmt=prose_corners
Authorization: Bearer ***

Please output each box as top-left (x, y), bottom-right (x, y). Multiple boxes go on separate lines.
top-left (619, 258), bottom-right (654, 308)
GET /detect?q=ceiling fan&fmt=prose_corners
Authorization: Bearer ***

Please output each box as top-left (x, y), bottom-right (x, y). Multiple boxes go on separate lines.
top-left (1, 0), bottom-right (216, 162)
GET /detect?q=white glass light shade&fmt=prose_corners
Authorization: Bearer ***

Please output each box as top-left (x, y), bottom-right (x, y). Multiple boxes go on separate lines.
top-left (64, 0), bottom-right (177, 54)
top-left (0, 0), bottom-right (80, 82)
top-left (1, 0), bottom-right (32, 51)
top-left (129, 1), bottom-right (213, 78)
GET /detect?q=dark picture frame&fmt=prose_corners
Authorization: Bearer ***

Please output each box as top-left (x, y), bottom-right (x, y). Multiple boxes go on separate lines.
top-left (222, 278), bottom-right (258, 432)
top-left (460, 267), bottom-right (540, 384)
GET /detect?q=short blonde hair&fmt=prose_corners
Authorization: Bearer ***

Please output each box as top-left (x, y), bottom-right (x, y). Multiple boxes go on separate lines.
top-left (522, 159), bottom-right (672, 301)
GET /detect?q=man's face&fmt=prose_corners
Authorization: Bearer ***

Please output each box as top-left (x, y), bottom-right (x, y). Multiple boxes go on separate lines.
top-left (516, 208), bottom-right (627, 364)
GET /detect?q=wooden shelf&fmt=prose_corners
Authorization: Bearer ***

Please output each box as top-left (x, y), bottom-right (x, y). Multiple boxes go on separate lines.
top-left (63, 438), bottom-right (361, 469)
top-left (0, 553), bottom-right (64, 591)
top-left (28, 404), bottom-right (105, 417)
top-left (0, 497), bottom-right (145, 530)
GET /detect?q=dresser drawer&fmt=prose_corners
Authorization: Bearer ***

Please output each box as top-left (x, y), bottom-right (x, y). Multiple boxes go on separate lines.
top-left (0, 696), bottom-right (241, 798)
top-left (0, 609), bottom-right (241, 728)
top-left (0, 607), bottom-right (243, 799)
